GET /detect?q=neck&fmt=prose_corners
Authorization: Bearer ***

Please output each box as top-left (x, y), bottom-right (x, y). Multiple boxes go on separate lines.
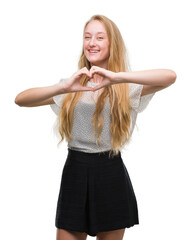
top-left (90, 62), bottom-right (108, 69)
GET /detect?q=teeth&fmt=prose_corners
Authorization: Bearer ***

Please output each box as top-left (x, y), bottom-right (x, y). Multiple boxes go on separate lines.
top-left (89, 51), bottom-right (99, 53)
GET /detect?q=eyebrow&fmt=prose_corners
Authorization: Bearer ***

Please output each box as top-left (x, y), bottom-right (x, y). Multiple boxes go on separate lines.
top-left (84, 32), bottom-right (106, 34)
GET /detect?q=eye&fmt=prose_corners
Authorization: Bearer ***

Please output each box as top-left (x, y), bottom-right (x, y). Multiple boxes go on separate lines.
top-left (98, 37), bottom-right (104, 39)
top-left (84, 36), bottom-right (90, 39)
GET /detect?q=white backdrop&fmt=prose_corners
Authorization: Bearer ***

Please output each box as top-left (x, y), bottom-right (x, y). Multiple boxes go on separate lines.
top-left (1, 0), bottom-right (190, 239)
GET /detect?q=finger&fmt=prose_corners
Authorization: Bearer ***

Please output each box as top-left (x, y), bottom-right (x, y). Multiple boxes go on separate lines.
top-left (84, 68), bottom-right (91, 79)
top-left (91, 69), bottom-right (102, 78)
top-left (78, 70), bottom-right (90, 79)
top-left (78, 67), bottom-right (90, 78)
top-left (89, 67), bottom-right (94, 78)
top-left (90, 66), bottom-right (105, 77)
top-left (90, 66), bottom-right (99, 78)
top-left (80, 86), bottom-right (95, 91)
top-left (91, 84), bottom-right (104, 91)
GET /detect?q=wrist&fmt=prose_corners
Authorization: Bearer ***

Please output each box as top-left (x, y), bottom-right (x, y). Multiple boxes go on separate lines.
top-left (53, 81), bottom-right (69, 95)
top-left (113, 72), bottom-right (128, 83)
top-left (114, 72), bottom-right (123, 83)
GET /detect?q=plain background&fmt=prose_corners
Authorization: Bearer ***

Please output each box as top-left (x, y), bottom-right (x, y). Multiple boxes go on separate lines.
top-left (1, 0), bottom-right (190, 239)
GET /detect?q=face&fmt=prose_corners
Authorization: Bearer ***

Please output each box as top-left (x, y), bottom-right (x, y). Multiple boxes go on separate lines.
top-left (83, 20), bottom-right (110, 69)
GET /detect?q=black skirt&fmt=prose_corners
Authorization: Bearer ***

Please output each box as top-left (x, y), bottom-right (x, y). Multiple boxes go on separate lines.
top-left (55, 148), bottom-right (139, 237)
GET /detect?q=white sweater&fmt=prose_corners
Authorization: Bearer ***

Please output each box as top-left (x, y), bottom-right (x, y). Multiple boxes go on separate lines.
top-left (50, 79), bottom-right (155, 153)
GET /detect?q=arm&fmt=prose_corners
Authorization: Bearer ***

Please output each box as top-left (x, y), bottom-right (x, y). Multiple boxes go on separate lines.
top-left (14, 83), bottom-right (67, 107)
top-left (89, 67), bottom-right (177, 95)
top-left (15, 68), bottom-right (94, 107)
top-left (115, 69), bottom-right (177, 96)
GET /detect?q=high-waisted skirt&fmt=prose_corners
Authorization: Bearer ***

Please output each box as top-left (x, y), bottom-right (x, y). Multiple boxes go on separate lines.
top-left (55, 148), bottom-right (139, 237)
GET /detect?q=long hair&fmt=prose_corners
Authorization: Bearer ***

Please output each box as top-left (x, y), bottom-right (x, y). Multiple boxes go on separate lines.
top-left (58, 15), bottom-right (132, 157)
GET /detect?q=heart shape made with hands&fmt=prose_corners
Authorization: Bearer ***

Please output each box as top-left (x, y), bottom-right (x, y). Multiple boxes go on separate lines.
top-left (85, 67), bottom-right (102, 82)
top-left (84, 66), bottom-right (113, 90)
top-left (88, 73), bottom-right (103, 84)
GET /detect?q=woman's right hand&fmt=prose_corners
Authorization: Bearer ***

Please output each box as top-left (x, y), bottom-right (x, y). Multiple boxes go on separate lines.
top-left (62, 67), bottom-right (94, 93)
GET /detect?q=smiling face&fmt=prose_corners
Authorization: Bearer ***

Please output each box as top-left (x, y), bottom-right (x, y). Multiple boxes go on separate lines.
top-left (83, 20), bottom-right (110, 69)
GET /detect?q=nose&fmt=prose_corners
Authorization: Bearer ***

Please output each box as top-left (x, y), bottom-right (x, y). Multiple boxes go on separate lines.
top-left (89, 37), bottom-right (96, 47)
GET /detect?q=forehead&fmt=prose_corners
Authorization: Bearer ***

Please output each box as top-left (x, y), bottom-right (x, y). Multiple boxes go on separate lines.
top-left (84, 20), bottom-right (107, 35)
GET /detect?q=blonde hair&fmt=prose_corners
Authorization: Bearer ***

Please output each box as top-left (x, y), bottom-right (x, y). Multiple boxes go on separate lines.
top-left (58, 14), bottom-right (131, 157)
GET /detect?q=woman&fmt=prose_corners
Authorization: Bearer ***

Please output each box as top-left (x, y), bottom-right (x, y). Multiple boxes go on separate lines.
top-left (15, 15), bottom-right (176, 240)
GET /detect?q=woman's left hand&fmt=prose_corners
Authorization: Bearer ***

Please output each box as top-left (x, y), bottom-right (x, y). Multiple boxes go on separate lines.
top-left (89, 66), bottom-right (117, 91)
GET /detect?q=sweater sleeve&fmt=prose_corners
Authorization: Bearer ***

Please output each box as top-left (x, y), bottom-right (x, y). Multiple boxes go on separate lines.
top-left (50, 78), bottom-right (67, 115)
top-left (128, 83), bottom-right (155, 113)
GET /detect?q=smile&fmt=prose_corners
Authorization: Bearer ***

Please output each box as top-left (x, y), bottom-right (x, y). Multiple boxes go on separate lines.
top-left (88, 50), bottom-right (100, 53)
